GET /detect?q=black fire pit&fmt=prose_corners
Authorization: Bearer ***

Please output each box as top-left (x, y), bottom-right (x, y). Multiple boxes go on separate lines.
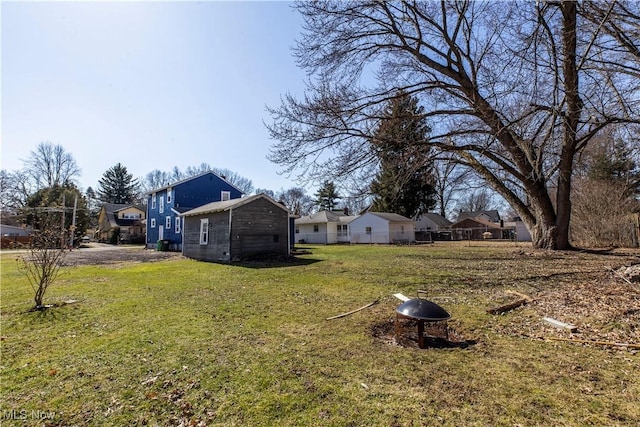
top-left (395, 291), bottom-right (451, 349)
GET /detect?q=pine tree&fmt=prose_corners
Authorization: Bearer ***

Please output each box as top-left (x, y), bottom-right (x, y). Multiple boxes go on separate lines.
top-left (315, 181), bottom-right (340, 211)
top-left (97, 163), bottom-right (140, 204)
top-left (369, 91), bottom-right (435, 218)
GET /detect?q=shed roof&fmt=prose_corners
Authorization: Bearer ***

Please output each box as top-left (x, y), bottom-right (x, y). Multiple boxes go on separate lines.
top-left (180, 193), bottom-right (289, 217)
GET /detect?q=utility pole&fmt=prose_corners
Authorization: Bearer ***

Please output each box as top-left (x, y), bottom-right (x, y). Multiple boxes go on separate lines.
top-left (69, 194), bottom-right (78, 249)
top-left (61, 193), bottom-right (66, 248)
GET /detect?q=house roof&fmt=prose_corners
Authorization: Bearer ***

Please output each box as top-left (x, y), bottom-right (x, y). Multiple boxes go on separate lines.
top-left (456, 210), bottom-right (501, 223)
top-left (365, 212), bottom-right (414, 222)
top-left (1, 224), bottom-right (31, 236)
top-left (144, 171), bottom-right (244, 195)
top-left (180, 193), bottom-right (290, 217)
top-left (450, 217), bottom-right (500, 229)
top-left (101, 203), bottom-right (145, 228)
top-left (295, 210), bottom-right (349, 225)
top-left (418, 212), bottom-right (452, 227)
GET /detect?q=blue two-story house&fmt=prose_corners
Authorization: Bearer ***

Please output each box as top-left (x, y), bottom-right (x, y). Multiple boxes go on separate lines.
top-left (146, 171), bottom-right (244, 250)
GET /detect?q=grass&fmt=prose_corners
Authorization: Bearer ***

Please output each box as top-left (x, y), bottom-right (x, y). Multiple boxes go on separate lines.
top-left (1, 242), bottom-right (639, 426)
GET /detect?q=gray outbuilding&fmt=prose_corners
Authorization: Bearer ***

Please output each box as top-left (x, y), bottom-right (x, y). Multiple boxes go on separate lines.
top-left (181, 193), bottom-right (290, 262)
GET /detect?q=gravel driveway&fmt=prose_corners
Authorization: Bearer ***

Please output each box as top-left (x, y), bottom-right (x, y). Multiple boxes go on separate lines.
top-left (61, 243), bottom-right (183, 266)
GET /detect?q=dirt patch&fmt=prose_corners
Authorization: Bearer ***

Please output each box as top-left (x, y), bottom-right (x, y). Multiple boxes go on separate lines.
top-left (61, 245), bottom-right (183, 266)
top-left (371, 317), bottom-right (475, 349)
top-left (489, 266), bottom-right (640, 350)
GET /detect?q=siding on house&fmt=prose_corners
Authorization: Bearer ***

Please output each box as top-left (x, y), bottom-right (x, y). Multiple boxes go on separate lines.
top-left (97, 204), bottom-right (146, 243)
top-left (181, 194), bottom-right (290, 262)
top-left (146, 172), bottom-right (243, 250)
top-left (349, 212), bottom-right (415, 244)
top-left (294, 210), bottom-right (357, 244)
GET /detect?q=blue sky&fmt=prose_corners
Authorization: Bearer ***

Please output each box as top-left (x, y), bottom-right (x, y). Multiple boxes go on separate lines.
top-left (1, 1), bottom-right (308, 194)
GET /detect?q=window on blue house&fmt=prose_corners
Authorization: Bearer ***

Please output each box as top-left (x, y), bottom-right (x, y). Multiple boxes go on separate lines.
top-left (151, 218), bottom-right (156, 228)
top-left (199, 218), bottom-right (209, 245)
top-left (151, 194), bottom-right (156, 209)
top-left (165, 216), bottom-right (171, 229)
top-left (167, 188), bottom-right (172, 203)
top-left (221, 191), bottom-right (230, 201)
top-left (159, 196), bottom-right (164, 214)
top-left (175, 217), bottom-right (181, 233)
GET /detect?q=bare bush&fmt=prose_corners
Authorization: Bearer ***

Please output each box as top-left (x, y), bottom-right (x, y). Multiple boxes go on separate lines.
top-left (571, 178), bottom-right (639, 248)
top-left (18, 217), bottom-right (68, 310)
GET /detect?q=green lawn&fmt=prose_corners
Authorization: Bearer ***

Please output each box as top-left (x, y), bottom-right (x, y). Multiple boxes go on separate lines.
top-left (1, 243), bottom-right (638, 426)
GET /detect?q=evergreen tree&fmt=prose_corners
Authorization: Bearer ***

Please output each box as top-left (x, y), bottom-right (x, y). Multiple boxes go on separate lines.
top-left (369, 91), bottom-right (435, 218)
top-left (586, 138), bottom-right (639, 198)
top-left (97, 163), bottom-right (140, 204)
top-left (315, 181), bottom-right (340, 211)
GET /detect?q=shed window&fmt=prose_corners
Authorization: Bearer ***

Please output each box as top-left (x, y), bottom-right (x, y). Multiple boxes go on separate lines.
top-left (150, 218), bottom-right (156, 228)
top-left (313, 225), bottom-right (319, 233)
top-left (273, 234), bottom-right (279, 243)
top-left (166, 216), bottom-right (171, 229)
top-left (365, 226), bottom-right (372, 235)
top-left (175, 217), bottom-right (181, 233)
top-left (199, 218), bottom-right (209, 245)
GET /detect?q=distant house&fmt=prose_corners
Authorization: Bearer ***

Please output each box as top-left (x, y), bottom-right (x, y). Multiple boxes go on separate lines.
top-left (0, 224), bottom-right (31, 249)
top-left (349, 212), bottom-right (415, 244)
top-left (414, 213), bottom-right (452, 241)
top-left (146, 171), bottom-right (244, 251)
top-left (295, 210), bottom-right (358, 244)
top-left (504, 217), bottom-right (532, 242)
top-left (181, 193), bottom-right (290, 262)
top-left (456, 210), bottom-right (501, 223)
top-left (0, 224), bottom-right (30, 237)
top-left (97, 204), bottom-right (146, 244)
top-left (450, 217), bottom-right (503, 240)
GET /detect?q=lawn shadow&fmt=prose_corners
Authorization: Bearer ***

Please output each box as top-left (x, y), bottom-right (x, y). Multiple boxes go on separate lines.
top-left (233, 256), bottom-right (323, 269)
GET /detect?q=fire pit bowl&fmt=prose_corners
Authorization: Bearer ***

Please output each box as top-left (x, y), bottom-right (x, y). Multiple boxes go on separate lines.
top-left (395, 292), bottom-right (451, 349)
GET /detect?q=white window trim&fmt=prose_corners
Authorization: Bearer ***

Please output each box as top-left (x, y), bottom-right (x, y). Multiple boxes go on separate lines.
top-left (199, 218), bottom-right (209, 245)
top-left (167, 188), bottom-right (172, 203)
top-left (150, 218), bottom-right (156, 228)
top-left (159, 195), bottom-right (164, 214)
top-left (175, 217), bottom-right (181, 233)
top-left (165, 216), bottom-right (171, 229)
top-left (151, 193), bottom-right (156, 209)
top-left (221, 191), bottom-right (231, 201)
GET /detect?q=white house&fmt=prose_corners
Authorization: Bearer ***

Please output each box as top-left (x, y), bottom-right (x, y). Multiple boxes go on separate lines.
top-left (349, 212), bottom-right (415, 244)
top-left (295, 210), bottom-right (358, 244)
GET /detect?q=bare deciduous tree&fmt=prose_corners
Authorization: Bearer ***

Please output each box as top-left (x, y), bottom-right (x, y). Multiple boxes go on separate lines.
top-left (25, 142), bottom-right (81, 189)
top-left (18, 213), bottom-right (68, 310)
top-left (275, 187), bottom-right (314, 216)
top-left (432, 153), bottom-right (473, 219)
top-left (266, 1), bottom-right (640, 249)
